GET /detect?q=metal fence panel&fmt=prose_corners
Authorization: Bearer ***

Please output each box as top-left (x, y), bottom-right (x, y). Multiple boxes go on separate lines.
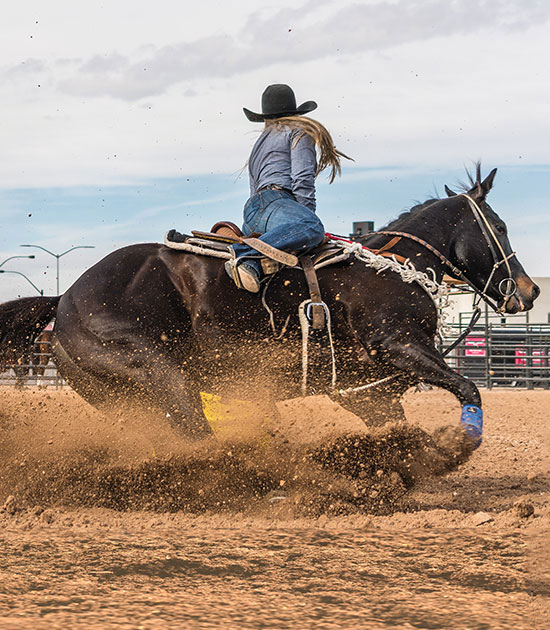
top-left (441, 323), bottom-right (550, 389)
top-left (0, 336), bottom-right (66, 388)
top-left (3, 323), bottom-right (550, 390)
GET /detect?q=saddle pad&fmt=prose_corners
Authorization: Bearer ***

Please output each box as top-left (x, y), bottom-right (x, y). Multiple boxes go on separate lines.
top-left (164, 232), bottom-right (231, 256)
top-left (164, 231), bottom-right (351, 269)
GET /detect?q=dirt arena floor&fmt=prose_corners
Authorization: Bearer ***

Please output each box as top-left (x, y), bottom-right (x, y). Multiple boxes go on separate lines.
top-left (0, 387), bottom-right (549, 629)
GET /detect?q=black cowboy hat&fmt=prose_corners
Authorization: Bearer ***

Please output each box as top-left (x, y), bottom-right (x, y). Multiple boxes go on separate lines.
top-left (243, 84), bottom-right (317, 122)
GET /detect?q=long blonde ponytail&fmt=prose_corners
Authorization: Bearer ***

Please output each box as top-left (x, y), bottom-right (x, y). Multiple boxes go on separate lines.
top-left (265, 116), bottom-right (352, 183)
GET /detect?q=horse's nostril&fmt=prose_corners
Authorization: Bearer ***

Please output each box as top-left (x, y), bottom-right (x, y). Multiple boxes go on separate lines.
top-left (532, 284), bottom-right (541, 301)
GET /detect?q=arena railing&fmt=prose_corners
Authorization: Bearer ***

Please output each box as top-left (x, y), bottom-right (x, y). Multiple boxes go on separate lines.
top-left (2, 323), bottom-right (550, 390)
top-left (441, 322), bottom-right (550, 389)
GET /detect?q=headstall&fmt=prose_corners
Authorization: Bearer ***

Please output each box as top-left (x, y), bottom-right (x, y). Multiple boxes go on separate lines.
top-left (371, 194), bottom-right (518, 314)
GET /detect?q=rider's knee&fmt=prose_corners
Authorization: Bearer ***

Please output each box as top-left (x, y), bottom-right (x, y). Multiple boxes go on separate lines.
top-left (302, 216), bottom-right (325, 246)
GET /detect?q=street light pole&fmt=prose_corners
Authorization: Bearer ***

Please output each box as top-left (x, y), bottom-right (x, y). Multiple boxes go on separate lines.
top-left (0, 254), bottom-right (35, 269)
top-left (20, 244), bottom-right (95, 294)
top-left (0, 270), bottom-right (43, 295)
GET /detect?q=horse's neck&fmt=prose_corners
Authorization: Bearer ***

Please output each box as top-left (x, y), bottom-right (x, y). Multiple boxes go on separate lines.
top-left (388, 203), bottom-right (461, 281)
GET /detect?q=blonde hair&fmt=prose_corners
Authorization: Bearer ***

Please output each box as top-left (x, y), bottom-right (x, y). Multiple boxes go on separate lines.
top-left (265, 116), bottom-right (352, 183)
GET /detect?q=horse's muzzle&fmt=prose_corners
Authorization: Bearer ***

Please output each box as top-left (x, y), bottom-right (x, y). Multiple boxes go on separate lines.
top-left (501, 277), bottom-right (540, 313)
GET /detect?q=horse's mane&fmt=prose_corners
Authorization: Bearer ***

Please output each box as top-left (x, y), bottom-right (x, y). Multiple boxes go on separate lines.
top-left (379, 163), bottom-right (485, 231)
top-left (379, 198), bottom-right (441, 231)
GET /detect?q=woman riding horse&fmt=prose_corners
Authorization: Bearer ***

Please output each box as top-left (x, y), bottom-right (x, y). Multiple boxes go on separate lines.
top-left (0, 169), bottom-right (540, 442)
top-left (225, 84), bottom-right (350, 292)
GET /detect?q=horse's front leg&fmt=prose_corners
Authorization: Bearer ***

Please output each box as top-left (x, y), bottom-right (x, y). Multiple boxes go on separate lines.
top-left (381, 339), bottom-right (484, 447)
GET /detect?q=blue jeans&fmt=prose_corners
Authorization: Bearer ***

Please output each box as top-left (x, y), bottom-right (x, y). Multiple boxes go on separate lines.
top-left (232, 189), bottom-right (325, 275)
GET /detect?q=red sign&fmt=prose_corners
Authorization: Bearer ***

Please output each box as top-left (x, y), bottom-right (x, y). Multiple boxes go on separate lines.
top-left (533, 349), bottom-right (546, 366)
top-left (514, 348), bottom-right (547, 366)
top-left (515, 348), bottom-right (526, 366)
top-left (465, 336), bottom-right (486, 357)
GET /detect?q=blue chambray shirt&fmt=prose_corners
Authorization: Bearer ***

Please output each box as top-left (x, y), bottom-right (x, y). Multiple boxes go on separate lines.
top-left (248, 125), bottom-right (317, 212)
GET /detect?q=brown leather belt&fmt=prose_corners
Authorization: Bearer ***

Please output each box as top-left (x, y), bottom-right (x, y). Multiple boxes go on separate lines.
top-left (257, 184), bottom-right (294, 197)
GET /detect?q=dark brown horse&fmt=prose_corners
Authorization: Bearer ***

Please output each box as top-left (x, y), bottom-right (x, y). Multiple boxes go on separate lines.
top-left (0, 168), bottom-right (539, 441)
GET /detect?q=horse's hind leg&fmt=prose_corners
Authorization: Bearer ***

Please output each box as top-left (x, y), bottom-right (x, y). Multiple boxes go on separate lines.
top-left (53, 337), bottom-right (212, 441)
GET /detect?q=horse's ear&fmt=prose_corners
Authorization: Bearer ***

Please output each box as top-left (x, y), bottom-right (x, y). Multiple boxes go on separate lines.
top-left (481, 168), bottom-right (497, 195)
top-left (470, 167), bottom-right (498, 201)
top-left (444, 184), bottom-right (457, 197)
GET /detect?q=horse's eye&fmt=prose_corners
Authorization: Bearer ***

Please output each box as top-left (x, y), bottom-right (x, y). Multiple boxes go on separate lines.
top-left (495, 224), bottom-right (506, 235)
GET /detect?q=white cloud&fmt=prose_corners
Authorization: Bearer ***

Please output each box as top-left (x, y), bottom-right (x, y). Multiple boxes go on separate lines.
top-left (1, 1), bottom-right (548, 300)
top-left (0, 0), bottom-right (549, 190)
top-left (15, 0), bottom-right (544, 102)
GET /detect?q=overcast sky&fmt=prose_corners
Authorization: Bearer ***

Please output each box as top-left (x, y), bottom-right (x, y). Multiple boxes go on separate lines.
top-left (1, 0), bottom-right (549, 300)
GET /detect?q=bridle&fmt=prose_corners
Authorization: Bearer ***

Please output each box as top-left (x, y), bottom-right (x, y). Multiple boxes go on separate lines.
top-left (373, 193), bottom-right (518, 314)
top-left (460, 194), bottom-right (517, 310)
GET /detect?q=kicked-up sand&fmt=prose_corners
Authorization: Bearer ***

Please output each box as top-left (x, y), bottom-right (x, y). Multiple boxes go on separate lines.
top-left (0, 387), bottom-right (548, 629)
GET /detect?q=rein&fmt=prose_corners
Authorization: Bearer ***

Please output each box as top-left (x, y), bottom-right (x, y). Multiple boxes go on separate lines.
top-left (371, 194), bottom-right (517, 314)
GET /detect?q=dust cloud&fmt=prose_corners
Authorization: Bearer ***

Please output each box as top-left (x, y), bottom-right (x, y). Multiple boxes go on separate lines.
top-left (0, 389), bottom-right (474, 517)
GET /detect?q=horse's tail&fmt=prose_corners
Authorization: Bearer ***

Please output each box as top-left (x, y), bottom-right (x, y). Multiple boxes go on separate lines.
top-left (0, 296), bottom-right (61, 363)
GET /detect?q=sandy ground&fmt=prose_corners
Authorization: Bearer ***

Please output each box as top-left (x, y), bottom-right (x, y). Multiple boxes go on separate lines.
top-left (0, 387), bottom-right (549, 629)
